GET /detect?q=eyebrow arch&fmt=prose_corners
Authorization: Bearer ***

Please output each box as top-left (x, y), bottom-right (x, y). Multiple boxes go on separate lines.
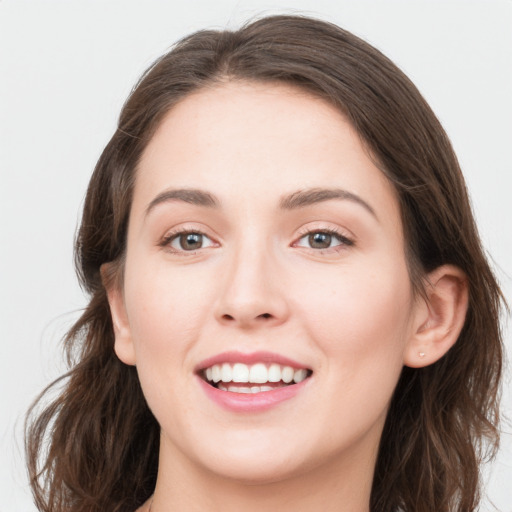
top-left (279, 187), bottom-right (377, 219)
top-left (145, 186), bottom-right (377, 220)
top-left (145, 188), bottom-right (220, 216)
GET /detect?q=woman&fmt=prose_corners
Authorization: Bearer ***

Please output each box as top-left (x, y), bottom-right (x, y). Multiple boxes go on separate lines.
top-left (25, 14), bottom-right (504, 512)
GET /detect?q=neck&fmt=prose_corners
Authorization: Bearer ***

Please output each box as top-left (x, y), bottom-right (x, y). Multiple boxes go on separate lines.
top-left (150, 435), bottom-right (375, 512)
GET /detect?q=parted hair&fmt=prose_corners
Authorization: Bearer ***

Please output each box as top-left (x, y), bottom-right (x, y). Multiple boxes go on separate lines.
top-left (25, 14), bottom-right (504, 512)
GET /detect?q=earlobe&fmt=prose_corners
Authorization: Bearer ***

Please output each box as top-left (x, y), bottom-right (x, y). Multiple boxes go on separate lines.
top-left (404, 265), bottom-right (469, 369)
top-left (100, 263), bottom-right (137, 366)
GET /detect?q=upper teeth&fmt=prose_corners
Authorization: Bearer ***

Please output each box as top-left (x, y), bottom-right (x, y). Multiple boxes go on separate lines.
top-left (204, 363), bottom-right (309, 385)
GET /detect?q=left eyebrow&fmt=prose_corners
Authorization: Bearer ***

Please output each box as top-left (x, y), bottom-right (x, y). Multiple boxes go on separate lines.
top-left (279, 187), bottom-right (378, 220)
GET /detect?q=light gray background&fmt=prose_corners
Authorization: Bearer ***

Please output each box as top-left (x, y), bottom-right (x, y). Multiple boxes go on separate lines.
top-left (1, 1), bottom-right (511, 510)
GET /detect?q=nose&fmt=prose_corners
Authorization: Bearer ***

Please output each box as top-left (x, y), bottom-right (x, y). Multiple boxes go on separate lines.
top-left (214, 242), bottom-right (290, 329)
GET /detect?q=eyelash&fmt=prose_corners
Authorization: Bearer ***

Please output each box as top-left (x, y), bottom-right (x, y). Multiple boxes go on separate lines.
top-left (160, 226), bottom-right (354, 256)
top-left (294, 227), bottom-right (354, 253)
top-left (159, 227), bottom-right (216, 255)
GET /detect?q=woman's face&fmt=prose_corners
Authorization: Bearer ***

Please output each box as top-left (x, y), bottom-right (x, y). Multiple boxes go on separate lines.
top-left (110, 82), bottom-right (421, 484)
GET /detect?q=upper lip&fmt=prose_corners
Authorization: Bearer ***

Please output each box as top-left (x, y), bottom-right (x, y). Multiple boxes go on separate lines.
top-left (195, 351), bottom-right (311, 372)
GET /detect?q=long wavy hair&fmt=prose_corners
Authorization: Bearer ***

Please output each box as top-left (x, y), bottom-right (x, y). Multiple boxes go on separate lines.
top-left (25, 14), bottom-right (505, 512)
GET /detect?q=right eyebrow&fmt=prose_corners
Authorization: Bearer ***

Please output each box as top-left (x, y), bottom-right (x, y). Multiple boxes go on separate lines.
top-left (145, 188), bottom-right (220, 217)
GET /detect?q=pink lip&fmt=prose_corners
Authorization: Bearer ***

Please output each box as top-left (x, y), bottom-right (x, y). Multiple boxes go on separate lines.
top-left (195, 350), bottom-right (310, 372)
top-left (195, 351), bottom-right (312, 413)
top-left (197, 375), bottom-right (311, 413)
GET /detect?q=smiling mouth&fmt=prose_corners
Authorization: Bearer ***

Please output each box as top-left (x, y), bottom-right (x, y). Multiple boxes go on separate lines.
top-left (201, 362), bottom-right (313, 394)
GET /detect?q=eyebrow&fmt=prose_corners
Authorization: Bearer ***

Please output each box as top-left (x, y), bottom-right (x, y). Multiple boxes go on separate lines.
top-left (145, 188), bottom-right (220, 216)
top-left (145, 186), bottom-right (377, 219)
top-left (279, 187), bottom-right (377, 218)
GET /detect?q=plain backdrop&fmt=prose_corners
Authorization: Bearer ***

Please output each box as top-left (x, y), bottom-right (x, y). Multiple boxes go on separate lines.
top-left (1, 1), bottom-right (511, 510)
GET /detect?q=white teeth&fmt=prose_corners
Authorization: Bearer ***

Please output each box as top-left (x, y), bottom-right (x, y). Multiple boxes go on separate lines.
top-left (293, 369), bottom-right (308, 383)
top-left (203, 362), bottom-right (311, 387)
top-left (249, 363), bottom-right (268, 383)
top-left (221, 363), bottom-right (232, 382)
top-left (217, 384), bottom-right (277, 394)
top-left (282, 366), bottom-right (294, 383)
top-left (212, 365), bottom-right (221, 383)
top-left (268, 363), bottom-right (281, 382)
top-left (232, 363), bottom-right (250, 382)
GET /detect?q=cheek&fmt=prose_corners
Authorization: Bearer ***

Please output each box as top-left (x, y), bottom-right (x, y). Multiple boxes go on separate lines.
top-left (295, 256), bottom-right (413, 369)
top-left (121, 261), bottom-right (218, 429)
top-left (292, 258), bottom-right (414, 442)
top-left (123, 260), bottom-right (216, 363)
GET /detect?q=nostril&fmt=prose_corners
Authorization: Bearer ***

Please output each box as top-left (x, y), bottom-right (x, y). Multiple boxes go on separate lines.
top-left (218, 311), bottom-right (277, 324)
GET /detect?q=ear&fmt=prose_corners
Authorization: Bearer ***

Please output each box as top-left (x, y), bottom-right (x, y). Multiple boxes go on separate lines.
top-left (101, 263), bottom-right (137, 366)
top-left (404, 265), bottom-right (469, 368)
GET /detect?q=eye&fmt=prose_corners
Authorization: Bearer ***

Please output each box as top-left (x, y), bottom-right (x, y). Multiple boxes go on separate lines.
top-left (295, 229), bottom-right (353, 250)
top-left (164, 231), bottom-right (215, 252)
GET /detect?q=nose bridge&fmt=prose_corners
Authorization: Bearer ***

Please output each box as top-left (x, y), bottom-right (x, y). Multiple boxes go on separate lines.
top-left (215, 230), bottom-right (288, 327)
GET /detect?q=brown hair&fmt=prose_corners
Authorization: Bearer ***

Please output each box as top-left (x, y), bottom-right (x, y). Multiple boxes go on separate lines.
top-left (26, 14), bottom-right (505, 512)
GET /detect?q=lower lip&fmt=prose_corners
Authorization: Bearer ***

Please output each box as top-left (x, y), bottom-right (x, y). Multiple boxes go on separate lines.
top-left (197, 376), bottom-right (310, 413)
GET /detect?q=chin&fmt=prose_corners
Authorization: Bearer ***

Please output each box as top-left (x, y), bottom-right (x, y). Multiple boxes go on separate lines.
top-left (203, 455), bottom-right (309, 485)
top-left (187, 431), bottom-right (314, 484)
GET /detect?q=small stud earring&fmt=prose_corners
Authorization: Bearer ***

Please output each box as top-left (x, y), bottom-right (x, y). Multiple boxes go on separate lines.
top-left (419, 352), bottom-right (426, 358)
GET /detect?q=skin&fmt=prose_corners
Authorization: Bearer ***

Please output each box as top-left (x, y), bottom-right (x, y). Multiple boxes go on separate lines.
top-left (106, 82), bottom-right (468, 512)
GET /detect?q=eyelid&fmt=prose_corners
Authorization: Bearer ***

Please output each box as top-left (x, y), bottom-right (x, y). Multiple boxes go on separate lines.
top-left (159, 225), bottom-right (219, 255)
top-left (171, 232), bottom-right (215, 250)
top-left (292, 224), bottom-right (355, 251)
top-left (157, 223), bottom-right (355, 256)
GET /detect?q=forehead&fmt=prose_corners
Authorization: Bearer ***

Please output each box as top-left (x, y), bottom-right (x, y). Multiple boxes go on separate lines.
top-left (134, 81), bottom-right (401, 230)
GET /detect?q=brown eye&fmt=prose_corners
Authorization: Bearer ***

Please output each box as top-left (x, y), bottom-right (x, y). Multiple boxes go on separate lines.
top-left (308, 232), bottom-right (332, 249)
top-left (296, 230), bottom-right (352, 251)
top-left (179, 233), bottom-right (203, 250)
top-left (167, 231), bottom-right (214, 252)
